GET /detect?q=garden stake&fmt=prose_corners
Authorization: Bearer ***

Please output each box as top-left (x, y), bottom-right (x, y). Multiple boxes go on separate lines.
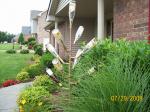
top-left (68, 0), bottom-right (76, 106)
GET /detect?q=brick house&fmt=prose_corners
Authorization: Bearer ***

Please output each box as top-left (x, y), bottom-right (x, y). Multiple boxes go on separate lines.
top-left (45, 0), bottom-right (149, 59)
top-left (30, 10), bottom-right (50, 44)
top-left (37, 11), bottom-right (50, 44)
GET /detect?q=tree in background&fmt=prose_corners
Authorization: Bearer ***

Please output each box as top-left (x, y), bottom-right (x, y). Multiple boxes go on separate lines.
top-left (0, 31), bottom-right (15, 43)
top-left (18, 33), bottom-right (24, 44)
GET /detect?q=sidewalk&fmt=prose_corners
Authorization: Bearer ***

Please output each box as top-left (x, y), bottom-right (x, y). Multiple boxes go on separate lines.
top-left (0, 82), bottom-right (32, 112)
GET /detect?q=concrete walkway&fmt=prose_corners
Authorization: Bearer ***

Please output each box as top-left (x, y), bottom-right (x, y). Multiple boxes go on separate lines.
top-left (0, 82), bottom-right (32, 112)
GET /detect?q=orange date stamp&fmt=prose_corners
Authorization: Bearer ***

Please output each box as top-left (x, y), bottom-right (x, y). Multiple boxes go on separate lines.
top-left (111, 96), bottom-right (143, 102)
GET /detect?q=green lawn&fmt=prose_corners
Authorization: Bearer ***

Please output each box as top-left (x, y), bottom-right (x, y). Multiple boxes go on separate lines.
top-left (0, 51), bottom-right (33, 85)
top-left (0, 43), bottom-right (20, 50)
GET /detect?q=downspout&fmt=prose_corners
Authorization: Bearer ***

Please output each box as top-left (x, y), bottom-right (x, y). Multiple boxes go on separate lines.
top-left (148, 0), bottom-right (150, 44)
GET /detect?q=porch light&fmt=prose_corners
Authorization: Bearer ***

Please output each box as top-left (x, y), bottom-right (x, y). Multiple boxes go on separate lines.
top-left (74, 26), bottom-right (84, 44)
top-left (52, 29), bottom-right (68, 51)
top-left (46, 44), bottom-right (65, 64)
top-left (43, 37), bottom-right (49, 52)
top-left (69, 0), bottom-right (76, 24)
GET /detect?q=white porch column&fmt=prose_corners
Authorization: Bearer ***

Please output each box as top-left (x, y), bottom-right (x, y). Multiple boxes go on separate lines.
top-left (97, 0), bottom-right (105, 40)
top-left (55, 21), bottom-right (58, 52)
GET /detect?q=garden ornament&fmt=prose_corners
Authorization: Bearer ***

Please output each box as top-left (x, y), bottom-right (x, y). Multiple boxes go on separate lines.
top-left (72, 38), bottom-right (97, 68)
top-left (74, 26), bottom-right (84, 44)
top-left (52, 58), bottom-right (63, 71)
top-left (72, 49), bottom-right (83, 69)
top-left (52, 29), bottom-right (68, 52)
top-left (46, 68), bottom-right (60, 84)
top-left (69, 0), bottom-right (76, 25)
top-left (82, 38), bottom-right (97, 53)
top-left (46, 44), bottom-right (65, 64)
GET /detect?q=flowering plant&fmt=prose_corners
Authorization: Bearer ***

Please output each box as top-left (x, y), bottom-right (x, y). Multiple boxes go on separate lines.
top-left (2, 80), bottom-right (19, 87)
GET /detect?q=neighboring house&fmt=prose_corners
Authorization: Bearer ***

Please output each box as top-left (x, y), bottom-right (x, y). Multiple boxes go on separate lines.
top-left (21, 26), bottom-right (31, 41)
top-left (30, 10), bottom-right (50, 44)
top-left (37, 10), bottom-right (50, 44)
top-left (45, 0), bottom-right (149, 59)
top-left (30, 10), bottom-right (42, 39)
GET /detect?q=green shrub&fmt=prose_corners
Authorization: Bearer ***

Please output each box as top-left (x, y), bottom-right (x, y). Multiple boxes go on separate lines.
top-left (20, 49), bottom-right (29, 54)
top-left (34, 44), bottom-right (43, 56)
top-left (16, 72), bottom-right (30, 82)
top-left (26, 64), bottom-right (44, 78)
top-left (28, 41), bottom-right (36, 46)
top-left (28, 37), bottom-right (36, 43)
top-left (33, 75), bottom-right (58, 92)
top-left (18, 86), bottom-right (51, 112)
top-left (40, 52), bottom-right (54, 68)
top-left (63, 39), bottom-right (150, 112)
top-left (6, 49), bottom-right (16, 54)
top-left (30, 55), bottom-right (41, 63)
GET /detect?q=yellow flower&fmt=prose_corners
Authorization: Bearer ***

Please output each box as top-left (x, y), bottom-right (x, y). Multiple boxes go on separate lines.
top-left (21, 99), bottom-right (26, 105)
top-left (19, 105), bottom-right (24, 112)
top-left (59, 83), bottom-right (62, 87)
top-left (38, 102), bottom-right (43, 106)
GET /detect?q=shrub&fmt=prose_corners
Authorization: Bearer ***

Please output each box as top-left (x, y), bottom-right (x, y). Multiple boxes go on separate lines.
top-left (33, 75), bottom-right (58, 92)
top-left (34, 44), bottom-right (43, 56)
top-left (28, 41), bottom-right (36, 46)
top-left (17, 86), bottom-right (51, 112)
top-left (40, 52), bottom-right (54, 68)
top-left (16, 72), bottom-right (30, 82)
top-left (26, 64), bottom-right (44, 78)
top-left (6, 49), bottom-right (16, 54)
top-left (63, 39), bottom-right (150, 112)
top-left (2, 80), bottom-right (19, 87)
top-left (20, 49), bottom-right (29, 54)
top-left (28, 37), bottom-right (36, 43)
top-left (30, 55), bottom-right (41, 63)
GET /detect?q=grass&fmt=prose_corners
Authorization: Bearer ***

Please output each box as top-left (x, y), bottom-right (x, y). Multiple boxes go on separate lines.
top-left (0, 43), bottom-right (20, 50)
top-left (0, 50), bottom-right (33, 85)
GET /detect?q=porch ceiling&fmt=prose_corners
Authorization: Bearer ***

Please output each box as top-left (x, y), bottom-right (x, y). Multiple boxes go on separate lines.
top-left (56, 0), bottom-right (113, 18)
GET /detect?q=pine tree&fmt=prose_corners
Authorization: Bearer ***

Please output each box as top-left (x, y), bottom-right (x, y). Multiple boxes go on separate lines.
top-left (18, 33), bottom-right (24, 44)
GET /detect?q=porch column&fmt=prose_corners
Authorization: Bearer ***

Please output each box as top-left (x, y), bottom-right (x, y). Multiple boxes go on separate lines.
top-left (97, 0), bottom-right (105, 40)
top-left (55, 21), bottom-right (58, 52)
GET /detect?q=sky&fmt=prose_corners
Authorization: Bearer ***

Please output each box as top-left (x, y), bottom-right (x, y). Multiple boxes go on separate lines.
top-left (0, 0), bottom-right (50, 35)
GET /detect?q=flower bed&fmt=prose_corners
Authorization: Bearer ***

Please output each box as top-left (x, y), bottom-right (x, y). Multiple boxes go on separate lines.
top-left (2, 80), bottom-right (19, 87)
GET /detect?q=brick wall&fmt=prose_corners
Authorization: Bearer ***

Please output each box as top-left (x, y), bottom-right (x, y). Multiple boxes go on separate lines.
top-left (113, 0), bottom-right (149, 40)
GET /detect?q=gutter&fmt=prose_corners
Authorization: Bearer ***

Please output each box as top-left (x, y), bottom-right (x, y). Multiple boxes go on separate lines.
top-left (46, 0), bottom-right (52, 21)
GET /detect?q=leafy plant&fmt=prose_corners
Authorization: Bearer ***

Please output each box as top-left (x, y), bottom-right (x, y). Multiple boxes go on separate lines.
top-left (40, 52), bottom-right (54, 68)
top-left (28, 37), bottom-right (36, 43)
top-left (34, 44), bottom-right (43, 56)
top-left (26, 64), bottom-right (44, 78)
top-left (33, 75), bottom-right (58, 92)
top-left (6, 49), bottom-right (16, 54)
top-left (2, 80), bottom-right (19, 87)
top-left (63, 39), bottom-right (150, 112)
top-left (20, 49), bottom-right (29, 54)
top-left (18, 86), bottom-right (51, 112)
top-left (16, 72), bottom-right (30, 82)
